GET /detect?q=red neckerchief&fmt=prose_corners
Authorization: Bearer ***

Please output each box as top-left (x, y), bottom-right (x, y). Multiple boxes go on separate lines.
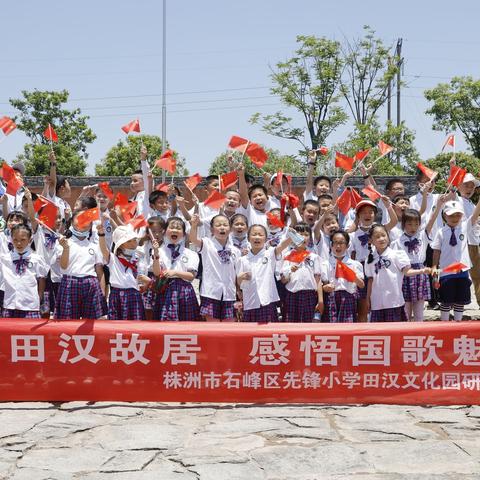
top-left (118, 256), bottom-right (137, 273)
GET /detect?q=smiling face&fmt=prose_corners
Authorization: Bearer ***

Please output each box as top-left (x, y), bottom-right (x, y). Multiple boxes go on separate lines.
top-left (404, 219), bottom-right (420, 236)
top-left (165, 220), bottom-right (184, 244)
top-left (231, 216), bottom-right (248, 236)
top-left (153, 196), bottom-right (169, 213)
top-left (302, 204), bottom-right (320, 226)
top-left (357, 205), bottom-right (377, 226)
top-left (249, 188), bottom-right (268, 211)
top-left (12, 228), bottom-right (31, 253)
top-left (148, 222), bottom-right (165, 242)
top-left (315, 179), bottom-right (331, 196)
top-left (211, 216), bottom-right (230, 241)
top-left (331, 233), bottom-right (348, 258)
top-left (322, 216), bottom-right (340, 236)
top-left (248, 225), bottom-right (267, 251)
top-left (95, 191), bottom-right (109, 210)
top-left (445, 212), bottom-right (463, 228)
top-left (386, 181), bottom-right (405, 199)
top-left (130, 173), bottom-right (144, 193)
top-left (458, 181), bottom-right (476, 199)
top-left (371, 227), bottom-right (389, 254)
top-left (224, 191), bottom-right (240, 213)
top-left (393, 198), bottom-right (410, 218)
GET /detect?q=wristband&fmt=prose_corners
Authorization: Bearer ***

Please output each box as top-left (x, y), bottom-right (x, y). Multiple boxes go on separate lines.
top-left (308, 162), bottom-right (316, 166)
top-left (98, 233), bottom-right (105, 237)
top-left (363, 175), bottom-right (370, 179)
top-left (50, 162), bottom-right (57, 167)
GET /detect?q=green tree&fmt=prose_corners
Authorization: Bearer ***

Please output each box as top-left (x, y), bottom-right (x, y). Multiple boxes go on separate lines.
top-left (425, 76), bottom-right (480, 157)
top-left (9, 89), bottom-right (96, 176)
top-left (341, 26), bottom-right (399, 125)
top-left (209, 148), bottom-right (305, 176)
top-left (96, 135), bottom-right (189, 177)
top-left (250, 35), bottom-right (347, 159)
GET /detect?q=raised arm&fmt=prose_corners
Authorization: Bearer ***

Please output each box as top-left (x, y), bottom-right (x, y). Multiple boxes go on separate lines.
top-left (189, 214), bottom-right (202, 249)
top-left (96, 222), bottom-right (110, 264)
top-left (305, 150), bottom-right (317, 197)
top-left (238, 163), bottom-right (249, 209)
top-left (48, 150), bottom-right (57, 197)
top-left (382, 196), bottom-right (398, 231)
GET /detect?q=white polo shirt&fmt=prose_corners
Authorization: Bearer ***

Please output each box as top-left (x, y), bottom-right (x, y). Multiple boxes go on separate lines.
top-left (199, 237), bottom-right (239, 301)
top-left (392, 230), bottom-right (429, 265)
top-left (458, 195), bottom-right (480, 246)
top-left (350, 228), bottom-right (372, 263)
top-left (158, 243), bottom-right (199, 274)
top-left (364, 247), bottom-right (410, 310)
top-left (237, 247), bottom-right (279, 310)
top-left (0, 251), bottom-right (49, 310)
top-left (33, 227), bottom-right (63, 282)
top-left (281, 250), bottom-right (323, 292)
top-left (409, 192), bottom-right (443, 239)
top-left (108, 254), bottom-right (139, 290)
top-left (321, 255), bottom-right (363, 295)
top-left (238, 204), bottom-right (268, 228)
top-left (60, 236), bottom-right (104, 277)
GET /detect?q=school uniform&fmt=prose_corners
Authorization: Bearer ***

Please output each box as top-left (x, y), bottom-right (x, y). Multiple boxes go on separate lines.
top-left (0, 248), bottom-right (48, 318)
top-left (153, 243), bottom-right (200, 321)
top-left (349, 228), bottom-right (371, 299)
top-left (108, 253), bottom-right (145, 321)
top-left (198, 237), bottom-right (239, 320)
top-left (54, 234), bottom-right (107, 319)
top-left (281, 250), bottom-right (323, 322)
top-left (238, 203), bottom-right (268, 228)
top-left (364, 247), bottom-right (410, 322)
top-left (409, 192), bottom-right (443, 239)
top-left (431, 220), bottom-right (480, 306)
top-left (46, 194), bottom-right (70, 220)
top-left (237, 247), bottom-right (279, 322)
top-left (6, 188), bottom-right (25, 214)
top-left (392, 230), bottom-right (431, 304)
top-left (321, 255), bottom-right (363, 323)
top-left (136, 240), bottom-right (158, 311)
top-left (230, 234), bottom-right (250, 251)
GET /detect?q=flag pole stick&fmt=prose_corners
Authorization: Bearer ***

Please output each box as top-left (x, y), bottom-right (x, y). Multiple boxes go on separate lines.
top-left (0, 136), bottom-right (7, 147)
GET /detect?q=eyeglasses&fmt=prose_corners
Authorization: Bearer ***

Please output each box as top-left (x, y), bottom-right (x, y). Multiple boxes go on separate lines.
top-left (332, 241), bottom-right (347, 246)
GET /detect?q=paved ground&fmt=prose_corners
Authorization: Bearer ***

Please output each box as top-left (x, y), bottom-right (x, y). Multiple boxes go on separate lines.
top-left (0, 402), bottom-right (479, 479)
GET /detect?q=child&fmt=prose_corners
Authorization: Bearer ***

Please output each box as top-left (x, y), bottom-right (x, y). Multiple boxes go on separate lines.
top-left (45, 151), bottom-right (72, 220)
top-left (431, 198), bottom-right (480, 321)
top-left (153, 217), bottom-right (201, 321)
top-left (266, 208), bottom-right (288, 248)
top-left (321, 230), bottom-right (364, 323)
top-left (223, 190), bottom-right (241, 220)
top-left (237, 224), bottom-right (292, 322)
top-left (392, 209), bottom-right (432, 321)
top-left (98, 223), bottom-right (145, 320)
top-left (190, 213), bottom-right (238, 321)
top-left (365, 224), bottom-right (430, 322)
top-left (313, 211), bottom-right (340, 263)
top-left (280, 223), bottom-right (324, 322)
top-left (305, 150), bottom-right (332, 201)
top-left (350, 199), bottom-right (397, 322)
top-left (148, 190), bottom-right (175, 221)
top-left (0, 224), bottom-right (48, 318)
top-left (239, 165), bottom-right (269, 228)
top-left (54, 210), bottom-right (106, 319)
top-left (229, 213), bottom-right (249, 252)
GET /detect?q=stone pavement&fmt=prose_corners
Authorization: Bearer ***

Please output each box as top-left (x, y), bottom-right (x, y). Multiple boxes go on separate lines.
top-left (0, 402), bottom-right (479, 479)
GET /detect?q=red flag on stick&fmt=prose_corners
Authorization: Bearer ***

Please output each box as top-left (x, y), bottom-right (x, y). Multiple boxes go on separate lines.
top-left (184, 173), bottom-right (202, 191)
top-left (285, 193), bottom-right (300, 209)
top-left (155, 182), bottom-right (169, 193)
top-left (336, 189), bottom-right (352, 216)
top-left (76, 208), bottom-right (100, 228)
top-left (335, 260), bottom-right (357, 282)
top-left (36, 197), bottom-right (58, 230)
top-left (121, 119), bottom-right (140, 134)
top-left (228, 136), bottom-right (268, 168)
top-left (350, 188), bottom-right (362, 208)
top-left (204, 190), bottom-right (226, 210)
top-left (228, 135), bottom-right (249, 150)
top-left (114, 192), bottom-right (130, 206)
top-left (0, 116), bottom-right (16, 135)
top-left (266, 211), bottom-right (285, 228)
top-left (335, 152), bottom-right (354, 171)
top-left (416, 162), bottom-right (438, 181)
top-left (442, 262), bottom-right (467, 274)
top-left (362, 184), bottom-right (382, 201)
top-left (378, 140), bottom-right (393, 157)
top-left (442, 134), bottom-right (455, 151)
top-left (447, 165), bottom-right (466, 187)
top-left (274, 170), bottom-right (283, 186)
top-left (97, 182), bottom-right (114, 200)
top-left (118, 202), bottom-right (137, 222)
top-left (128, 214), bottom-right (148, 231)
top-left (354, 149), bottom-right (370, 162)
top-left (155, 150), bottom-right (176, 174)
top-left (44, 124), bottom-right (58, 143)
top-left (1, 162), bottom-right (24, 195)
top-left (219, 171), bottom-right (238, 190)
top-left (316, 146), bottom-right (329, 155)
top-left (284, 249), bottom-right (310, 264)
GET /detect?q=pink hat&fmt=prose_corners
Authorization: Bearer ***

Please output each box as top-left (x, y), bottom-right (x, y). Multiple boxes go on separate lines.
top-left (355, 199), bottom-right (378, 212)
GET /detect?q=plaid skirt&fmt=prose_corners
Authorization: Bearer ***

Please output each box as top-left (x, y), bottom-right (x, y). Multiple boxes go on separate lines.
top-left (155, 279), bottom-right (201, 321)
top-left (371, 306), bottom-right (407, 322)
top-left (243, 302), bottom-right (279, 323)
top-left (200, 296), bottom-right (235, 320)
top-left (3, 309), bottom-right (40, 319)
top-left (108, 287), bottom-right (145, 320)
top-left (284, 289), bottom-right (318, 323)
top-left (402, 263), bottom-right (431, 302)
top-left (54, 275), bottom-right (107, 320)
top-left (142, 272), bottom-right (157, 310)
top-left (322, 290), bottom-right (357, 323)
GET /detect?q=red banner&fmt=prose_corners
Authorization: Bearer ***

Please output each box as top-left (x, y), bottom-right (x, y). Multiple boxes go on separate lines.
top-left (0, 320), bottom-right (479, 404)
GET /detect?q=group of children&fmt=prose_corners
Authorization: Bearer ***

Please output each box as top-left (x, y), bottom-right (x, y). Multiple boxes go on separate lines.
top-left (1, 148), bottom-right (479, 322)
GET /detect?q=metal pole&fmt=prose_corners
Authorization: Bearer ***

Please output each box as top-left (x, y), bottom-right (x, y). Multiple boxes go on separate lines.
top-left (161, 0), bottom-right (167, 182)
top-left (396, 39), bottom-right (403, 165)
top-left (387, 57), bottom-right (391, 123)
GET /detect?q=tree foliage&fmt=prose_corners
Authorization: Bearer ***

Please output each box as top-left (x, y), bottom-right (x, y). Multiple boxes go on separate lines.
top-left (251, 35), bottom-right (347, 156)
top-left (425, 76), bottom-right (480, 157)
top-left (95, 135), bottom-right (189, 177)
top-left (209, 148), bottom-right (306, 176)
top-left (9, 89), bottom-right (96, 176)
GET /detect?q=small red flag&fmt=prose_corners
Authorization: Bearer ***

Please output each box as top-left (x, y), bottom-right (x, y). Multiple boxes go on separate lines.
top-left (128, 214), bottom-right (148, 231)
top-left (0, 116), bottom-right (16, 135)
top-left (336, 189), bottom-right (352, 216)
top-left (76, 208), bottom-right (100, 228)
top-left (203, 190), bottom-right (226, 210)
top-left (266, 211), bottom-right (285, 228)
top-left (284, 249), bottom-right (310, 264)
top-left (155, 182), bottom-right (169, 193)
top-left (1, 162), bottom-right (24, 195)
top-left (354, 149), bottom-right (370, 162)
top-left (228, 135), bottom-right (249, 151)
top-left (280, 195), bottom-right (287, 224)
top-left (97, 182), bottom-right (114, 200)
top-left (246, 143), bottom-right (268, 168)
top-left (37, 199), bottom-right (58, 230)
top-left (316, 146), bottom-right (329, 155)
top-left (219, 171), bottom-right (238, 190)
top-left (121, 119), bottom-right (140, 134)
top-left (447, 165), bottom-right (466, 187)
top-left (44, 124), bottom-right (58, 143)
top-left (362, 185), bottom-right (382, 201)
top-left (378, 140), bottom-right (394, 157)
top-left (114, 192), bottom-right (129, 206)
top-left (335, 260), bottom-right (357, 282)
top-left (184, 173), bottom-right (203, 191)
top-left (119, 202), bottom-right (137, 222)
top-left (335, 152), bottom-right (354, 171)
top-left (350, 188), bottom-right (362, 208)
top-left (442, 262), bottom-right (467, 274)
top-left (442, 134), bottom-right (455, 151)
top-left (416, 162), bottom-right (437, 181)
top-left (285, 193), bottom-right (300, 209)
top-left (274, 170), bottom-right (283, 186)
top-left (155, 150), bottom-right (176, 174)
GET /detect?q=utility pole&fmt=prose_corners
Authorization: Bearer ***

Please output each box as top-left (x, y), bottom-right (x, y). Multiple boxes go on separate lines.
top-left (396, 38), bottom-right (403, 165)
top-left (387, 57), bottom-right (392, 123)
top-left (161, 0), bottom-right (167, 182)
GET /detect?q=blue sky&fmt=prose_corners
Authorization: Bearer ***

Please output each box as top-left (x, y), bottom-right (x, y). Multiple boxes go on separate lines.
top-left (1, 0), bottom-right (479, 174)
